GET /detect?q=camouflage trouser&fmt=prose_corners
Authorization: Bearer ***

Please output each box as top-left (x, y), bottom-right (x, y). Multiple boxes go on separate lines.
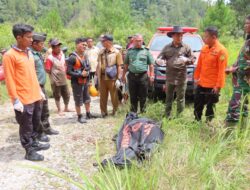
top-left (225, 87), bottom-right (249, 123)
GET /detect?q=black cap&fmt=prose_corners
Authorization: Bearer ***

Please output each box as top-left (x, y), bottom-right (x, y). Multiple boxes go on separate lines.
top-left (167, 26), bottom-right (184, 38)
top-left (102, 35), bottom-right (113, 42)
top-left (33, 32), bottom-right (47, 42)
top-left (50, 39), bottom-right (62, 46)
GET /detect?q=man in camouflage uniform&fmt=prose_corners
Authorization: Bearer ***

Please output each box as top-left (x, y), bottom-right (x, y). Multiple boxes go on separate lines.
top-left (225, 15), bottom-right (250, 127)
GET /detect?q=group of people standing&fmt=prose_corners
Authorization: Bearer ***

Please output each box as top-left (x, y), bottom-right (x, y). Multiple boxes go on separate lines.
top-left (1, 22), bottom-right (151, 161)
top-left (2, 15), bottom-right (250, 161)
top-left (157, 16), bottom-right (249, 129)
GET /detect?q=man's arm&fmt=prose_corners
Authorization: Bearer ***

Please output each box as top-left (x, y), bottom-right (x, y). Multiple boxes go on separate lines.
top-left (3, 54), bottom-right (18, 103)
top-left (147, 51), bottom-right (155, 85)
top-left (147, 51), bottom-right (155, 77)
top-left (186, 47), bottom-right (196, 65)
top-left (45, 58), bottom-right (52, 74)
top-left (215, 49), bottom-right (228, 90)
top-left (116, 52), bottom-right (123, 79)
top-left (194, 54), bottom-right (202, 82)
top-left (122, 52), bottom-right (129, 82)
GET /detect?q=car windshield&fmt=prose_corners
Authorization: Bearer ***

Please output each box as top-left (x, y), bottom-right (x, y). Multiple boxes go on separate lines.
top-left (149, 35), bottom-right (202, 52)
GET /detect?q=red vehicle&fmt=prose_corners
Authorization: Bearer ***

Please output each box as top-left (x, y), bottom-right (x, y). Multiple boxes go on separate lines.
top-left (147, 26), bottom-right (204, 99)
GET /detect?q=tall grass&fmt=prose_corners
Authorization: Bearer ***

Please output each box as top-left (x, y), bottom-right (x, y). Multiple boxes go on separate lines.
top-left (25, 100), bottom-right (249, 189)
top-left (0, 82), bottom-right (9, 104)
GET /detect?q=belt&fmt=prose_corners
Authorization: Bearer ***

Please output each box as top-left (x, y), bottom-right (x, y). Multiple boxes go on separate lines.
top-left (129, 71), bottom-right (147, 76)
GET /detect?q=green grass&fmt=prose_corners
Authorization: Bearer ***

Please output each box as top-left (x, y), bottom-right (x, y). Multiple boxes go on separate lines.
top-left (0, 82), bottom-right (9, 104)
top-left (25, 98), bottom-right (249, 190)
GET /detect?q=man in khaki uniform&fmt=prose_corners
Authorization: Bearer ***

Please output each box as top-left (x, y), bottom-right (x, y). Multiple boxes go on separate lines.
top-left (96, 35), bottom-right (123, 117)
top-left (158, 26), bottom-right (195, 118)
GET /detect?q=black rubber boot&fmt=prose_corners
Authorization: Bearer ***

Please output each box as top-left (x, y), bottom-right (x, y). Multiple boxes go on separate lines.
top-left (37, 133), bottom-right (50, 142)
top-left (45, 128), bottom-right (59, 135)
top-left (25, 149), bottom-right (44, 161)
top-left (32, 141), bottom-right (50, 151)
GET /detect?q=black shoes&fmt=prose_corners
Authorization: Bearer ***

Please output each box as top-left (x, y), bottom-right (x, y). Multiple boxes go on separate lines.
top-left (86, 112), bottom-right (97, 119)
top-left (101, 113), bottom-right (108, 118)
top-left (25, 141), bottom-right (49, 161)
top-left (45, 128), bottom-right (59, 135)
top-left (37, 133), bottom-right (50, 142)
top-left (25, 150), bottom-right (44, 161)
top-left (78, 114), bottom-right (87, 123)
top-left (32, 141), bottom-right (50, 151)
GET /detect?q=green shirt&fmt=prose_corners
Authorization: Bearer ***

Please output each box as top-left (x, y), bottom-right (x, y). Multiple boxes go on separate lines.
top-left (31, 48), bottom-right (46, 85)
top-left (124, 46), bottom-right (154, 74)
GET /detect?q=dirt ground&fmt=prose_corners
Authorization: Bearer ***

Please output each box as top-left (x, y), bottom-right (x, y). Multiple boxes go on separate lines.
top-left (0, 96), bottom-right (120, 190)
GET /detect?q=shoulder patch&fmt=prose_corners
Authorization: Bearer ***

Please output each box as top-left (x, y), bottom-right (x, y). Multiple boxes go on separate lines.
top-left (219, 54), bottom-right (225, 61)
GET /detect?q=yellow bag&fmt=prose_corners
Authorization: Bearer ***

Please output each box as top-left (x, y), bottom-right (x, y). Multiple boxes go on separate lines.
top-left (89, 85), bottom-right (99, 97)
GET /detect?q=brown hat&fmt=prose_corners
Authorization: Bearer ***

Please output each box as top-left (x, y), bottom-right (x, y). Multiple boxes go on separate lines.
top-left (167, 26), bottom-right (185, 38)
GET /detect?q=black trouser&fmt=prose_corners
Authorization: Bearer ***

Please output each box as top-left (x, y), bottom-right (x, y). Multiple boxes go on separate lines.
top-left (15, 101), bottom-right (42, 150)
top-left (40, 85), bottom-right (51, 133)
top-left (128, 72), bottom-right (148, 113)
top-left (90, 72), bottom-right (95, 80)
top-left (194, 85), bottom-right (219, 121)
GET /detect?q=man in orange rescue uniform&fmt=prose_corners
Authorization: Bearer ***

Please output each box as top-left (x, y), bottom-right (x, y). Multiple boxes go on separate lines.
top-left (3, 24), bottom-right (50, 161)
top-left (194, 26), bottom-right (228, 122)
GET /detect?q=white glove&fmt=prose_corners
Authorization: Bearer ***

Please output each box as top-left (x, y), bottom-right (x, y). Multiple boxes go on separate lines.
top-left (156, 58), bottom-right (166, 66)
top-left (40, 90), bottom-right (46, 101)
top-left (179, 56), bottom-right (189, 63)
top-left (115, 79), bottom-right (121, 89)
top-left (13, 99), bottom-right (24, 112)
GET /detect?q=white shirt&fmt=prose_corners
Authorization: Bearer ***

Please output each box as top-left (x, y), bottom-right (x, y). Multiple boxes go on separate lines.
top-left (85, 46), bottom-right (99, 72)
